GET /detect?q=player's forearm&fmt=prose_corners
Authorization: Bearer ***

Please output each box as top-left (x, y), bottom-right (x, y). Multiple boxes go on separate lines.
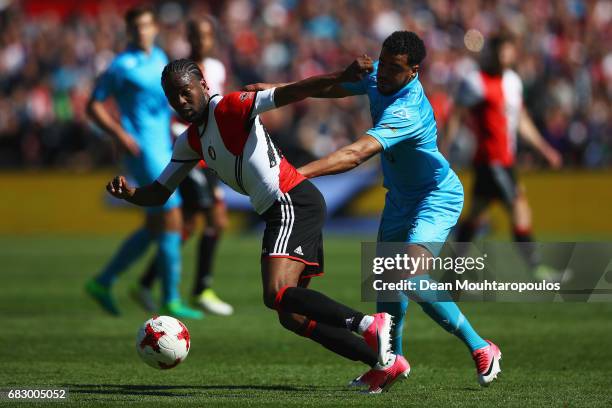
top-left (299, 135), bottom-right (382, 178)
top-left (309, 84), bottom-right (350, 98)
top-left (248, 81), bottom-right (346, 99)
top-left (87, 99), bottom-right (126, 140)
top-left (442, 110), bottom-right (461, 149)
top-left (440, 105), bottom-right (467, 155)
top-left (124, 182), bottom-right (172, 207)
top-left (273, 71), bottom-right (345, 107)
top-left (298, 148), bottom-right (364, 178)
top-left (518, 110), bottom-right (549, 153)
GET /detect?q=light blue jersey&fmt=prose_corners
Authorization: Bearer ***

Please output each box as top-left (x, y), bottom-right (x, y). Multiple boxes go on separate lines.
top-left (343, 62), bottom-right (488, 360)
top-left (93, 45), bottom-right (180, 211)
top-left (342, 61), bottom-right (463, 253)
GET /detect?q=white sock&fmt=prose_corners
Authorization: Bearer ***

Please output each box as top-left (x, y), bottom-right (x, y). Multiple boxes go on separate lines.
top-left (357, 315), bottom-right (375, 335)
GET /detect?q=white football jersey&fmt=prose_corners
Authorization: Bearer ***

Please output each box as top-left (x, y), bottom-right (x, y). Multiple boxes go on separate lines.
top-left (455, 68), bottom-right (523, 165)
top-left (157, 89), bottom-right (305, 214)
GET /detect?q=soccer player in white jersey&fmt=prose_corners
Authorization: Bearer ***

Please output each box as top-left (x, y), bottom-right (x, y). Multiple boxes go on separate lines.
top-left (135, 16), bottom-right (234, 316)
top-left (105, 58), bottom-right (409, 391)
top-left (441, 34), bottom-right (562, 281)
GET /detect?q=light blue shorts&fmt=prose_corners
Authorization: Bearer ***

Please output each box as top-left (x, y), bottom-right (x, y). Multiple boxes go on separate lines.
top-left (377, 171), bottom-right (464, 256)
top-left (124, 149), bottom-right (182, 214)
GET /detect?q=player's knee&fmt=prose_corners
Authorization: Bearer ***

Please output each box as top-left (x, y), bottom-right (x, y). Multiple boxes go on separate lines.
top-left (213, 215), bottom-right (228, 231)
top-left (262, 284), bottom-right (293, 310)
top-left (163, 207), bottom-right (183, 232)
top-left (263, 291), bottom-right (276, 310)
top-left (512, 201), bottom-right (532, 229)
top-left (263, 287), bottom-right (281, 310)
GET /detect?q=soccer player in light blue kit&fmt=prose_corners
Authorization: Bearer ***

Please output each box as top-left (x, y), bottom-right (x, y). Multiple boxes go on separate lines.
top-left (85, 6), bottom-right (202, 319)
top-left (246, 31), bottom-right (501, 390)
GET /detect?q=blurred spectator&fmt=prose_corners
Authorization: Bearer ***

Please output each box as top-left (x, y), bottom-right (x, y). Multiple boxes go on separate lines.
top-left (0, 0), bottom-right (610, 169)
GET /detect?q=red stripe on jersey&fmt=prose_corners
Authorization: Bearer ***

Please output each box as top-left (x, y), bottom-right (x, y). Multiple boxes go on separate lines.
top-left (279, 157), bottom-right (306, 193)
top-left (187, 124), bottom-right (207, 168)
top-left (472, 72), bottom-right (514, 166)
top-left (213, 92), bottom-right (256, 156)
top-left (187, 125), bottom-right (204, 158)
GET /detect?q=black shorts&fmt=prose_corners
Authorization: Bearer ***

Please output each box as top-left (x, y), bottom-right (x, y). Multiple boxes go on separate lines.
top-left (261, 180), bottom-right (326, 280)
top-left (473, 164), bottom-right (518, 207)
top-left (179, 168), bottom-right (220, 211)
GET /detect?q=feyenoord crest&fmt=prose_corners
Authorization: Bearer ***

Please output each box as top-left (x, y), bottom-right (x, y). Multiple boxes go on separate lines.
top-left (208, 146), bottom-right (216, 160)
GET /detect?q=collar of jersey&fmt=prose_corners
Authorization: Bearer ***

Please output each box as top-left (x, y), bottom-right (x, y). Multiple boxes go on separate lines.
top-left (196, 94), bottom-right (220, 137)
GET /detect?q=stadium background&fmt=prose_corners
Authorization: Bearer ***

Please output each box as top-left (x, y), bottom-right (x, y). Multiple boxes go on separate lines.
top-left (1, 0), bottom-right (611, 236)
top-left (1, 0), bottom-right (611, 406)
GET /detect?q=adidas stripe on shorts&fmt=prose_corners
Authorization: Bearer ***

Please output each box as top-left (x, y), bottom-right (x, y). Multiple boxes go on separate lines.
top-left (261, 179), bottom-right (325, 279)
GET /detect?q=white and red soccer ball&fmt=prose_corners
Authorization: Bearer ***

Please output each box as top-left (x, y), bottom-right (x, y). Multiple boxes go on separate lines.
top-left (136, 316), bottom-right (190, 369)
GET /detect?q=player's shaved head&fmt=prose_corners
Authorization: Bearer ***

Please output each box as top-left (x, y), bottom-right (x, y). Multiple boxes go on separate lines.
top-left (162, 59), bottom-right (209, 124)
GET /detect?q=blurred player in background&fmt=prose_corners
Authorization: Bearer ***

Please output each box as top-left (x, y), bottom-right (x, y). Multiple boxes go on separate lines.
top-left (134, 16), bottom-right (234, 316)
top-left (84, 6), bottom-right (202, 319)
top-left (105, 59), bottom-right (404, 392)
top-left (247, 31), bottom-right (501, 390)
top-left (441, 34), bottom-right (563, 281)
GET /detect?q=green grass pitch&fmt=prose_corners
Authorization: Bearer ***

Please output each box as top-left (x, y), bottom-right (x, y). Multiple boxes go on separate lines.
top-left (1, 234), bottom-right (611, 407)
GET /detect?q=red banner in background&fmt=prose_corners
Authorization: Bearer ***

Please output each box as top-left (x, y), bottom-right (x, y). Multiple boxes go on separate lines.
top-left (21, 0), bottom-right (151, 19)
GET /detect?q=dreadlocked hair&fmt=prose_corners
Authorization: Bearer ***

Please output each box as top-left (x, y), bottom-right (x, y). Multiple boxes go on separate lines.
top-left (161, 59), bottom-right (203, 86)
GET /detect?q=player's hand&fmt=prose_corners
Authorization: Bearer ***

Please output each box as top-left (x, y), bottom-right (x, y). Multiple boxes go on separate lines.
top-left (106, 176), bottom-right (135, 200)
top-left (117, 131), bottom-right (140, 157)
top-left (242, 83), bottom-right (275, 92)
top-left (543, 147), bottom-right (562, 169)
top-left (340, 55), bottom-right (374, 82)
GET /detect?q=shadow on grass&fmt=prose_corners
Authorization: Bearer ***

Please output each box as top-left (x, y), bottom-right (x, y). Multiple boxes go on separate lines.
top-left (63, 383), bottom-right (339, 398)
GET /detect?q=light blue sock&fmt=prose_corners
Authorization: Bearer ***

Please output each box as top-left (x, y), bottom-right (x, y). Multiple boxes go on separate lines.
top-left (404, 274), bottom-right (488, 352)
top-left (377, 291), bottom-right (409, 355)
top-left (156, 232), bottom-right (182, 304)
top-left (97, 228), bottom-right (152, 287)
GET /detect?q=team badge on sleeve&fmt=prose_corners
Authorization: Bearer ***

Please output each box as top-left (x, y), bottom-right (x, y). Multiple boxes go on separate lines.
top-left (240, 92), bottom-right (254, 102)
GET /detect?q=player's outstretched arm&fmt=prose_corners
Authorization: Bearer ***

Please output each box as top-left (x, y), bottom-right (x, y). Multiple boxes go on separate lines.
top-left (245, 81), bottom-right (355, 99)
top-left (518, 107), bottom-right (562, 168)
top-left (106, 176), bottom-right (171, 207)
top-left (243, 82), bottom-right (291, 92)
top-left (244, 55), bottom-right (373, 103)
top-left (298, 135), bottom-right (382, 178)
